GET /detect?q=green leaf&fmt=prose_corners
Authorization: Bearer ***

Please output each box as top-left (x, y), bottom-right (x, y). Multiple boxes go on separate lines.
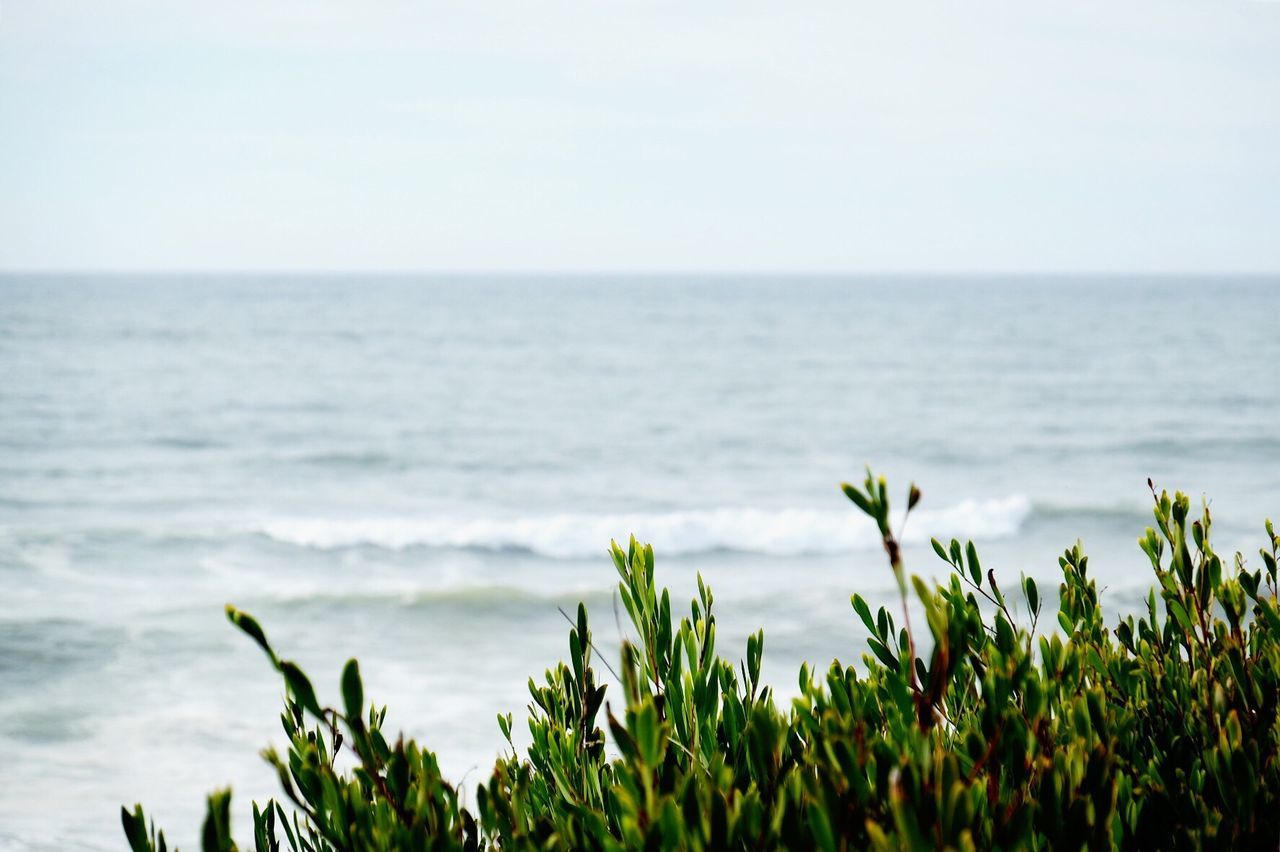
top-left (867, 637), bottom-right (900, 673)
top-left (965, 541), bottom-right (982, 585)
top-left (1258, 599), bottom-right (1280, 636)
top-left (200, 790), bottom-right (234, 852)
top-left (633, 702), bottom-right (666, 766)
top-left (852, 595), bottom-right (877, 636)
top-left (280, 661), bottom-right (323, 718)
top-left (341, 659), bottom-right (363, 720)
top-left (808, 802), bottom-right (837, 852)
top-left (987, 569), bottom-right (1005, 607)
top-left (121, 806), bottom-right (153, 852)
top-left (225, 606), bottom-right (275, 663)
top-left (1168, 599), bottom-right (1193, 634)
top-left (841, 482), bottom-right (873, 516)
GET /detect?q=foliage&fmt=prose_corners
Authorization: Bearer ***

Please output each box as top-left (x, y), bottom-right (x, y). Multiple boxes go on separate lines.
top-left (123, 473), bottom-right (1280, 849)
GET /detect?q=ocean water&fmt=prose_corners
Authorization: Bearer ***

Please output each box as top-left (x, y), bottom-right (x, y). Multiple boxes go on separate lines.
top-left (1, 274), bottom-right (1277, 848)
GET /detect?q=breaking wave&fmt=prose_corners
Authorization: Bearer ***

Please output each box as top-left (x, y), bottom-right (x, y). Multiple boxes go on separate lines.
top-left (252, 495), bottom-right (1032, 559)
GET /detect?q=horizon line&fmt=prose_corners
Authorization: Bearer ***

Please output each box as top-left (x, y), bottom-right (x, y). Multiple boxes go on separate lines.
top-left (4, 268), bottom-right (1280, 279)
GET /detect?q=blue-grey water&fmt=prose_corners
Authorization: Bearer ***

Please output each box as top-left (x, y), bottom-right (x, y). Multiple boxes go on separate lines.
top-left (1, 274), bottom-right (1277, 849)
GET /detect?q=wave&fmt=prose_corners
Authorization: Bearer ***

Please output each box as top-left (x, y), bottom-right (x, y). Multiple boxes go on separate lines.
top-left (1024, 500), bottom-right (1154, 525)
top-left (240, 585), bottom-right (621, 612)
top-left (251, 495), bottom-right (1032, 559)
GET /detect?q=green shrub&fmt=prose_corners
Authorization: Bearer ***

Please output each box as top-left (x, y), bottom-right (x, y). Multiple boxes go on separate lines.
top-left (123, 473), bottom-right (1280, 850)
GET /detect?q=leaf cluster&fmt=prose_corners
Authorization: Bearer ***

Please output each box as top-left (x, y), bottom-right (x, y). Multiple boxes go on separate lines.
top-left (124, 474), bottom-right (1280, 850)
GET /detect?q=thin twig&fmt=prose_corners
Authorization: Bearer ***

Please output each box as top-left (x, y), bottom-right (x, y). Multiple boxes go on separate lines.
top-left (557, 605), bottom-right (623, 682)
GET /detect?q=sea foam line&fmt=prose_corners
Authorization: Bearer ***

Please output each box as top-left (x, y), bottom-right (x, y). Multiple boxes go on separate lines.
top-left (251, 495), bottom-right (1032, 559)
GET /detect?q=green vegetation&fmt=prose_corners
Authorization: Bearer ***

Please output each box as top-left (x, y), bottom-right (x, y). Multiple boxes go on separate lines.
top-left (123, 473), bottom-right (1280, 850)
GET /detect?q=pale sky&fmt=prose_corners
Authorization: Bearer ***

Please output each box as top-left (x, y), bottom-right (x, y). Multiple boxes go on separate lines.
top-left (2, 1), bottom-right (1278, 273)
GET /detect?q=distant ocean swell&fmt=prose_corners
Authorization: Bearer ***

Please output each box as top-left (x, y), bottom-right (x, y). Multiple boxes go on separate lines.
top-left (251, 495), bottom-right (1033, 559)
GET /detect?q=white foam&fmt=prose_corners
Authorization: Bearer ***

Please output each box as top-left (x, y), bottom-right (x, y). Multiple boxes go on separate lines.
top-left (252, 495), bottom-right (1032, 559)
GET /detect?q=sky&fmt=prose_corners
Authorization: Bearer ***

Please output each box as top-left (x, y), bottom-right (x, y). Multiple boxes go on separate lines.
top-left (1, 1), bottom-right (1279, 273)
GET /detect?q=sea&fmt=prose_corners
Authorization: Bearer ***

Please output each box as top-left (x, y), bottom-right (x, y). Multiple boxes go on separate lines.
top-left (1, 274), bottom-right (1277, 849)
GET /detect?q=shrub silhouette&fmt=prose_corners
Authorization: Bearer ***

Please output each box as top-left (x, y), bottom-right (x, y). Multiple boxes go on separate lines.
top-left (123, 473), bottom-right (1280, 850)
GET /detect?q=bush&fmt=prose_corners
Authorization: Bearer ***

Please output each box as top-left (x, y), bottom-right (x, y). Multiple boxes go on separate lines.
top-left (123, 473), bottom-right (1280, 850)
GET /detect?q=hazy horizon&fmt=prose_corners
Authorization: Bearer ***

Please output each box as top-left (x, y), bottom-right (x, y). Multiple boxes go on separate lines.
top-left (5, 269), bottom-right (1280, 278)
